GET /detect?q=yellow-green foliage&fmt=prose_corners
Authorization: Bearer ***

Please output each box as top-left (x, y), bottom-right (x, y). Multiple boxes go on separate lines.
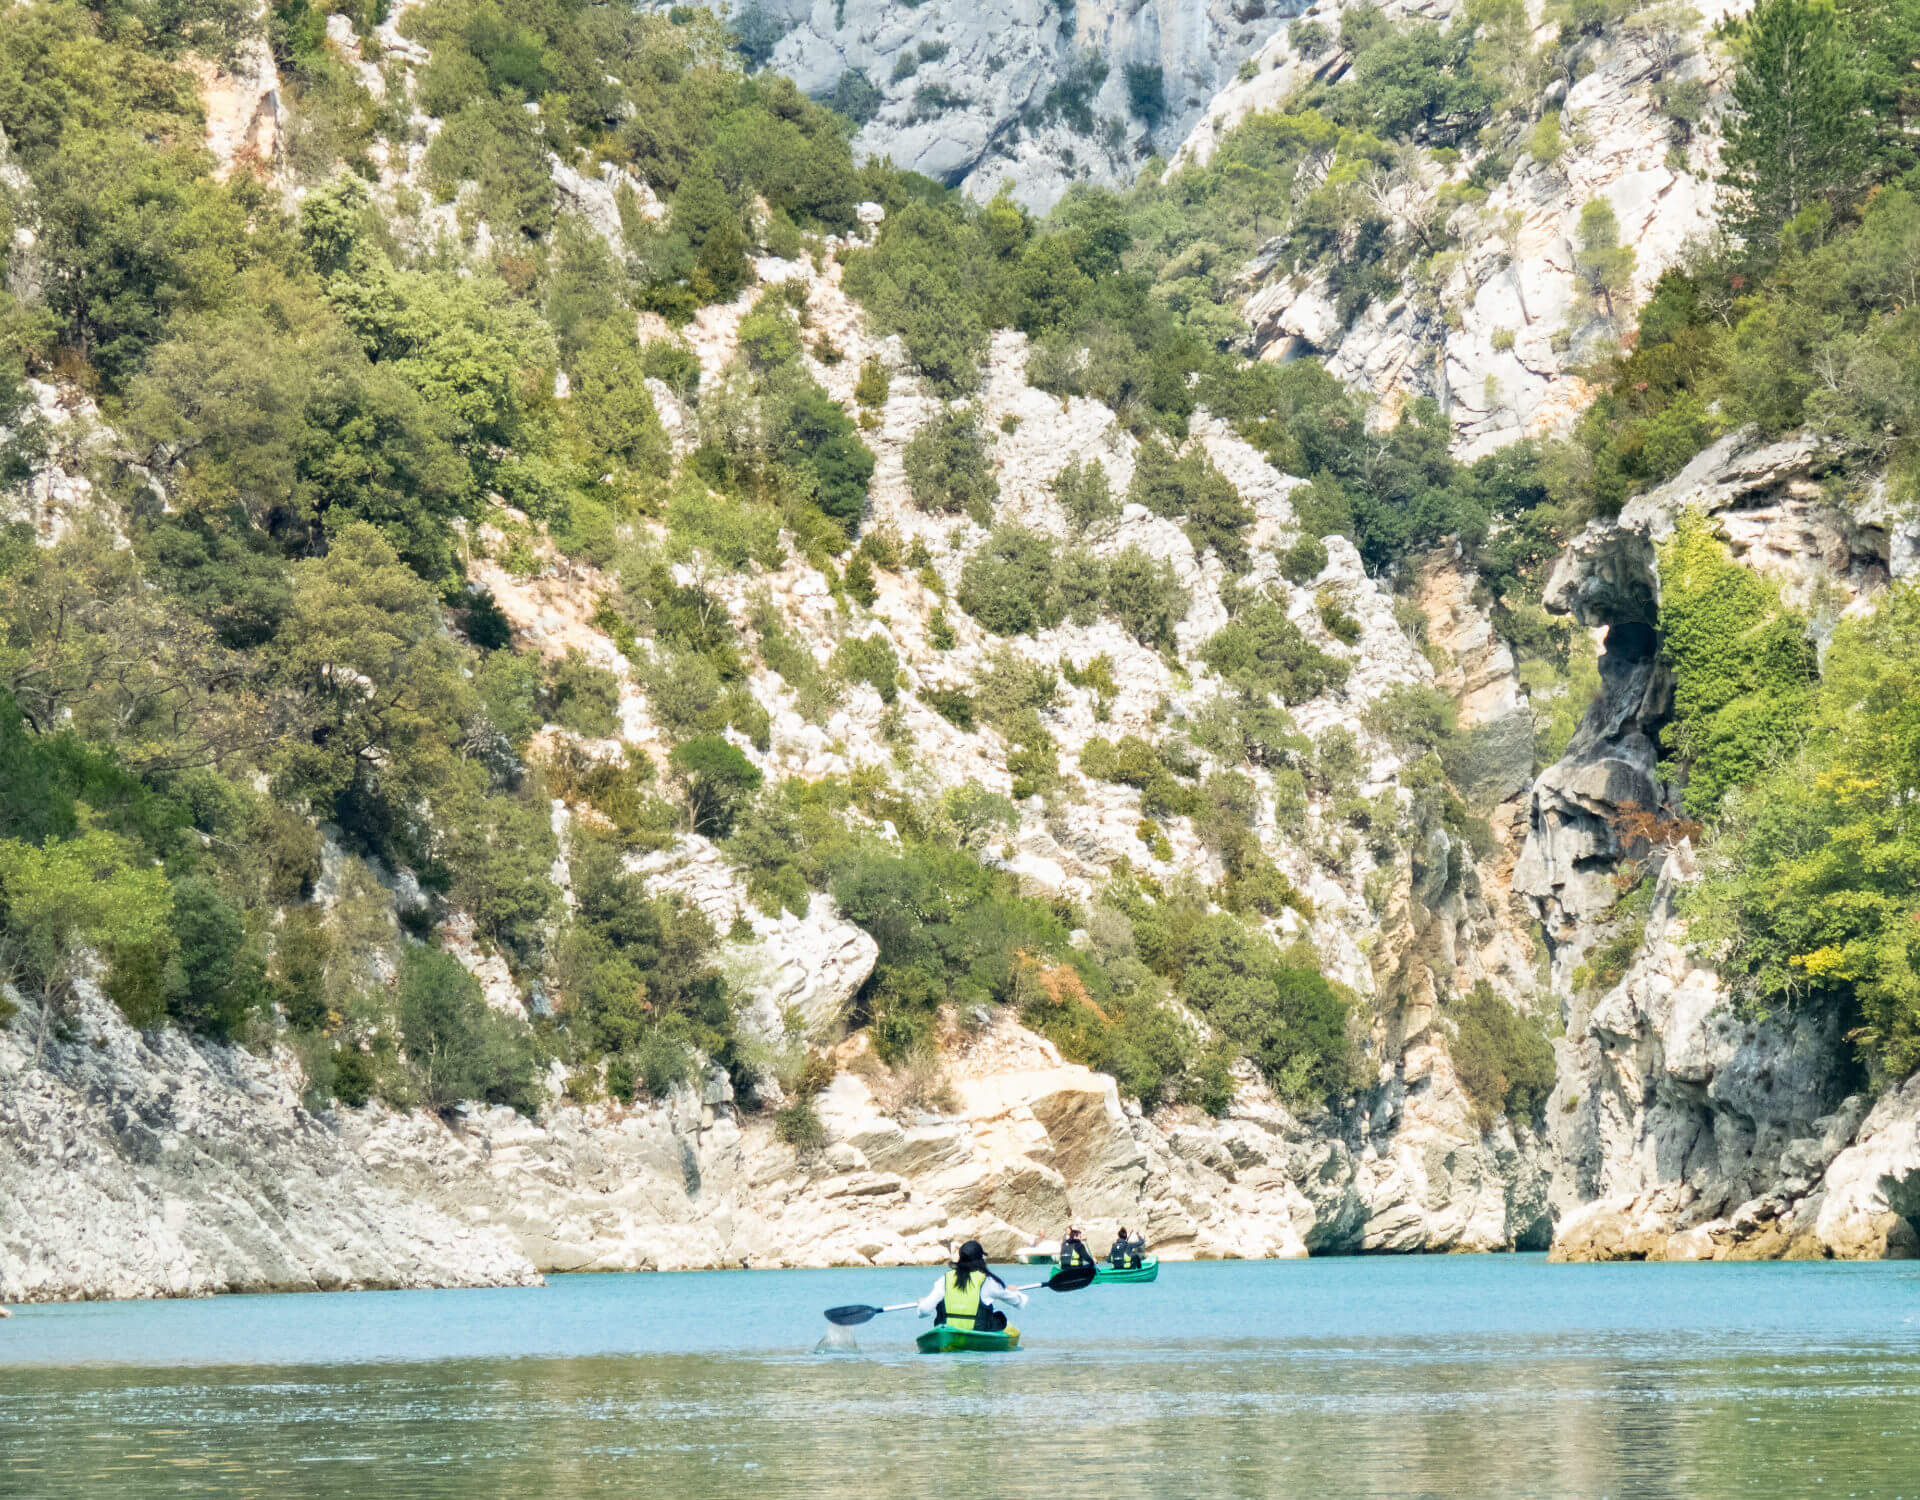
top-left (1658, 512), bottom-right (1816, 816)
top-left (1687, 582), bottom-right (1920, 1077)
top-left (1448, 981), bottom-right (1556, 1127)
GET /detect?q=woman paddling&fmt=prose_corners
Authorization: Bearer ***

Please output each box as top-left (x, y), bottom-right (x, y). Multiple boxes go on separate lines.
top-left (917, 1240), bottom-right (1028, 1332)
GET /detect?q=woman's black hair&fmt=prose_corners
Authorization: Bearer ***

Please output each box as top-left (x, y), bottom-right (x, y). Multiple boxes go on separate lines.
top-left (952, 1239), bottom-right (1004, 1291)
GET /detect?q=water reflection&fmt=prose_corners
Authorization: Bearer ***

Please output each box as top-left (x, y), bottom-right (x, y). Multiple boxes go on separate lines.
top-left (7, 1258), bottom-right (1920, 1499)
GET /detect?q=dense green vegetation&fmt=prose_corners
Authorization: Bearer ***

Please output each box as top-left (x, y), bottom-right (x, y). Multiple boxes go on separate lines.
top-left (0, 0), bottom-right (1387, 1121)
top-left (14, 0), bottom-right (1908, 1134)
top-left (1688, 583), bottom-right (1920, 1079)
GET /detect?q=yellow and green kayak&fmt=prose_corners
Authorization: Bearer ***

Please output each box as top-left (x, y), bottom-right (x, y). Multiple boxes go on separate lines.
top-left (916, 1325), bottom-right (1021, 1354)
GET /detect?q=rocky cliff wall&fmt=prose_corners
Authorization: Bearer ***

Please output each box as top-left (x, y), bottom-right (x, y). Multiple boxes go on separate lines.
top-left (744, 0), bottom-right (1303, 209)
top-left (1203, 0), bottom-right (1733, 454)
top-left (0, 983), bottom-right (538, 1302)
top-left (1514, 434), bottom-right (1920, 1262)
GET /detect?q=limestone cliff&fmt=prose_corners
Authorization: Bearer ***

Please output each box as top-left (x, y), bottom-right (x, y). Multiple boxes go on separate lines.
top-left (739, 0), bottom-right (1303, 210)
top-left (1198, 0), bottom-right (1730, 453)
top-left (6, 0), bottom-right (1918, 1306)
top-left (1513, 434), bottom-right (1920, 1261)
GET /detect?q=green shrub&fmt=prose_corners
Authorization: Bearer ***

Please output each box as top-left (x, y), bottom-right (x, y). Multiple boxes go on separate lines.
top-left (1173, 912), bottom-right (1359, 1106)
top-left (958, 526), bottom-right (1061, 634)
top-left (1200, 597), bottom-right (1349, 703)
top-left (825, 68), bottom-right (883, 126)
top-left (1104, 547), bottom-right (1190, 651)
top-left (1362, 682), bottom-right (1457, 755)
top-left (1658, 513), bottom-right (1816, 816)
top-left (1279, 534), bottom-right (1328, 584)
top-left (1318, 594), bottom-right (1361, 644)
top-left (843, 551), bottom-right (878, 606)
top-left (774, 384), bottom-right (876, 535)
top-left (669, 735), bottom-right (764, 837)
top-left (1128, 438), bottom-right (1254, 571)
top-left (903, 407), bottom-right (999, 520)
top-left (973, 651), bottom-right (1059, 731)
top-left (1053, 454), bottom-right (1116, 531)
top-left (833, 634), bottom-right (901, 704)
top-left (853, 353), bottom-right (891, 408)
top-left (396, 945), bottom-right (539, 1115)
top-left (775, 1095), bottom-right (828, 1152)
top-left (1448, 981), bottom-right (1555, 1128)
top-left (546, 649), bottom-right (622, 736)
top-left (923, 687), bottom-right (976, 729)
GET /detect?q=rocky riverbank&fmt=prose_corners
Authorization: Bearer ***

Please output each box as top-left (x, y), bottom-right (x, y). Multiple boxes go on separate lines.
top-left (3, 977), bottom-right (1558, 1302)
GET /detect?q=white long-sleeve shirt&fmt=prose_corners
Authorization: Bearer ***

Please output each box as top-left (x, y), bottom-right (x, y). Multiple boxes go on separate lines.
top-left (917, 1273), bottom-right (1028, 1318)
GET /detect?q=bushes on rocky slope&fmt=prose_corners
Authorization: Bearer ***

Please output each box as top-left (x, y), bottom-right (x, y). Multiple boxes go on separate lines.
top-left (1447, 981), bottom-right (1555, 1128)
top-left (1688, 582), bottom-right (1920, 1079)
top-left (0, 0), bottom-right (1566, 1128)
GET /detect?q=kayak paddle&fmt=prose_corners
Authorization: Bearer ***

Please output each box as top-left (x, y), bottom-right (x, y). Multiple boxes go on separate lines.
top-left (823, 1261), bottom-right (1098, 1326)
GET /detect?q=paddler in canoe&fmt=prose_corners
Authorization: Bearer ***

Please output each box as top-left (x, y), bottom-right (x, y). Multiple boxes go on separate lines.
top-left (1057, 1224), bottom-right (1097, 1272)
top-left (918, 1240), bottom-right (1027, 1334)
top-left (1107, 1226), bottom-right (1145, 1269)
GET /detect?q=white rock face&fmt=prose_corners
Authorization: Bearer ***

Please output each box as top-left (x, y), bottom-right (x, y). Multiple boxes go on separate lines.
top-left (187, 37), bottom-right (282, 178)
top-left (1216, 0), bottom-right (1735, 453)
top-left (1519, 437), bottom-right (1920, 1263)
top-left (343, 1012), bottom-right (1547, 1272)
top-left (0, 985), bottom-right (540, 1303)
top-left (748, 0), bottom-right (1305, 209)
top-left (629, 836), bottom-right (880, 1044)
top-left (0, 381), bottom-right (119, 545)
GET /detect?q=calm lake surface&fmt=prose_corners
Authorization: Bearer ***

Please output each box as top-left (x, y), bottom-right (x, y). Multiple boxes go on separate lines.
top-left (5, 1256), bottom-right (1920, 1498)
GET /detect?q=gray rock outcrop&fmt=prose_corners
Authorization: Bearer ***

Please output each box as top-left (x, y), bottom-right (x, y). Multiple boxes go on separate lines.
top-left (744, 0), bottom-right (1305, 210)
top-left (1519, 434), bottom-right (1920, 1263)
top-left (0, 984), bottom-right (540, 1303)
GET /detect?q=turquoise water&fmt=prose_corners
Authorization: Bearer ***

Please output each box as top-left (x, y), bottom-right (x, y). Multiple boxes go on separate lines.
top-left (5, 1256), bottom-right (1920, 1497)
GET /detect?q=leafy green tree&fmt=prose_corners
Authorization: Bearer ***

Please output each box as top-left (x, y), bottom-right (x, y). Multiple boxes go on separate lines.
top-left (1720, 0), bottom-right (1871, 247)
top-left (1448, 981), bottom-right (1555, 1126)
top-left (1176, 912), bottom-right (1358, 1103)
top-left (903, 407), bottom-right (999, 519)
top-left (569, 320), bottom-right (672, 478)
top-left (843, 201), bottom-right (991, 394)
top-left (1573, 199), bottom-right (1637, 323)
top-left (672, 156), bottom-right (752, 305)
top-left (1659, 513), bottom-right (1817, 815)
top-left (774, 384), bottom-right (875, 532)
top-left (274, 523), bottom-right (474, 819)
top-left (34, 131), bottom-right (250, 387)
top-left (396, 944), bottom-right (539, 1113)
top-left (669, 734), bottom-right (764, 837)
top-left (162, 874), bottom-right (265, 1038)
top-left (437, 776), bottom-right (560, 965)
top-left (1687, 582), bottom-right (1920, 1075)
top-left (0, 829), bottom-right (173, 1056)
top-left (824, 68), bottom-right (882, 126)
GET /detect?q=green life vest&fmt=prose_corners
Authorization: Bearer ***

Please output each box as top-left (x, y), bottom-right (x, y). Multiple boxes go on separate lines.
top-left (942, 1269), bottom-right (984, 1328)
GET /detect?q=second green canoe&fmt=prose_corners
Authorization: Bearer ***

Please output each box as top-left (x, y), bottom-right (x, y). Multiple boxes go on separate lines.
top-left (1094, 1258), bottom-right (1160, 1284)
top-left (917, 1325), bottom-right (1021, 1354)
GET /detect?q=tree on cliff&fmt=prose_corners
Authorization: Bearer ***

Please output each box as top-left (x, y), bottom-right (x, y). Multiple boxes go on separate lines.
top-left (1719, 0), bottom-right (1871, 249)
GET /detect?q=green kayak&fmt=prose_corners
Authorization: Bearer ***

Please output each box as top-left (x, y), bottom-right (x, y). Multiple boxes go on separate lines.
top-left (916, 1325), bottom-right (1021, 1354)
top-left (1044, 1256), bottom-right (1159, 1282)
top-left (1093, 1258), bottom-right (1159, 1284)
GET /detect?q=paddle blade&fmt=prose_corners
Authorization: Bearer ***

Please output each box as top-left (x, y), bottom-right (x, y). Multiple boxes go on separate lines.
top-left (1044, 1263), bottom-right (1098, 1293)
top-left (823, 1304), bottom-right (882, 1326)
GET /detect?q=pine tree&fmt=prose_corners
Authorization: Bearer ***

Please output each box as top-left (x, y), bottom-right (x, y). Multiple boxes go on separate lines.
top-left (1718, 0), bottom-right (1870, 248)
